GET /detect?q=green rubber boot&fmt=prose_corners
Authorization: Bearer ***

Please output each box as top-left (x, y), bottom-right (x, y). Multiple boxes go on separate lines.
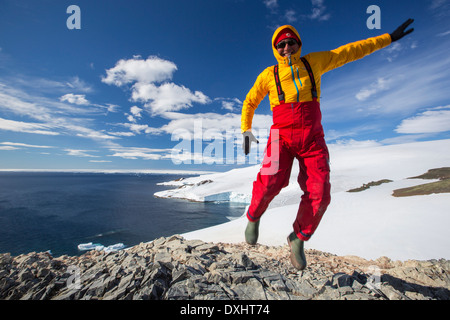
top-left (287, 232), bottom-right (307, 270)
top-left (245, 220), bottom-right (260, 245)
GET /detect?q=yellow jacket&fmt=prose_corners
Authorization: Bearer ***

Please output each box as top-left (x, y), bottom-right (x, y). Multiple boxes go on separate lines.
top-left (241, 25), bottom-right (392, 133)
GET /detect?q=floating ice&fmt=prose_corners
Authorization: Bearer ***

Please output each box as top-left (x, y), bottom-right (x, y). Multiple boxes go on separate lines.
top-left (77, 242), bottom-right (125, 252)
top-left (103, 243), bottom-right (126, 252)
top-left (78, 242), bottom-right (104, 251)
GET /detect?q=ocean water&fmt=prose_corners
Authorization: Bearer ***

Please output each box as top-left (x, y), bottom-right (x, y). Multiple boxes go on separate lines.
top-left (0, 172), bottom-right (246, 257)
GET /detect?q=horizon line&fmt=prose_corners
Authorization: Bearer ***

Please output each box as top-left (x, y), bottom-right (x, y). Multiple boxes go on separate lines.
top-left (0, 168), bottom-right (219, 175)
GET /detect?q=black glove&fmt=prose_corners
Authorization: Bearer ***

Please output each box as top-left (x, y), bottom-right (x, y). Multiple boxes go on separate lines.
top-left (390, 18), bottom-right (414, 42)
top-left (242, 131), bottom-right (259, 155)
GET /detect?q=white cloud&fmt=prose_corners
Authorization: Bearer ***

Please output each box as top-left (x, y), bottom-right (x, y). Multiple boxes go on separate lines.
top-left (430, 0), bottom-right (450, 15)
top-left (430, 0), bottom-right (446, 9)
top-left (0, 83), bottom-right (120, 142)
top-left (102, 55), bottom-right (177, 86)
top-left (383, 42), bottom-right (405, 62)
top-left (410, 41), bottom-right (418, 49)
top-left (380, 134), bottom-right (433, 145)
top-left (103, 56), bottom-right (210, 115)
top-left (325, 123), bottom-right (379, 142)
top-left (322, 40), bottom-right (450, 120)
top-left (132, 82), bottom-right (210, 114)
top-left (327, 139), bottom-right (382, 152)
top-left (395, 106), bottom-right (450, 134)
top-left (106, 104), bottom-right (120, 113)
top-left (64, 76), bottom-right (93, 93)
top-left (385, 42), bottom-right (402, 53)
top-left (125, 106), bottom-right (143, 123)
top-left (130, 106), bottom-right (142, 117)
top-left (108, 131), bottom-right (135, 137)
top-left (109, 146), bottom-right (170, 160)
top-left (309, 0), bottom-right (330, 21)
top-left (114, 110), bottom-right (269, 141)
top-left (60, 93), bottom-right (90, 105)
top-left (74, 127), bottom-right (119, 140)
top-left (0, 142), bottom-right (54, 148)
top-left (285, 9), bottom-right (297, 23)
top-left (0, 117), bottom-right (59, 135)
top-left (0, 85), bottom-right (56, 120)
top-left (0, 145), bottom-right (18, 150)
top-left (264, 0), bottom-right (329, 23)
top-left (263, 0), bottom-right (278, 10)
top-left (355, 77), bottom-right (391, 101)
top-left (10, 75), bottom-right (93, 95)
top-left (437, 30), bottom-right (450, 37)
top-left (160, 112), bottom-right (272, 140)
top-left (167, 150), bottom-right (223, 165)
top-left (65, 149), bottom-right (100, 157)
top-left (162, 112), bottom-right (240, 139)
top-left (215, 98), bottom-right (242, 112)
top-left (122, 122), bottom-right (161, 135)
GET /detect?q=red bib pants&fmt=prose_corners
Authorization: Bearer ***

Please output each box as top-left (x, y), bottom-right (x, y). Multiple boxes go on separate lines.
top-left (246, 100), bottom-right (331, 241)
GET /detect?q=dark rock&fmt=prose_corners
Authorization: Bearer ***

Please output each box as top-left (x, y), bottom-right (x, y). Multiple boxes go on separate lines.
top-left (0, 236), bottom-right (449, 300)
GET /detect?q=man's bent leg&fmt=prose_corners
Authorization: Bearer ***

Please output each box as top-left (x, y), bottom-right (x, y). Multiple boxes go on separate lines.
top-left (293, 149), bottom-right (331, 241)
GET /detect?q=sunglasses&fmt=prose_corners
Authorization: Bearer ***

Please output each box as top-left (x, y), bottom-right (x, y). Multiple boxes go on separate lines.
top-left (276, 39), bottom-right (298, 49)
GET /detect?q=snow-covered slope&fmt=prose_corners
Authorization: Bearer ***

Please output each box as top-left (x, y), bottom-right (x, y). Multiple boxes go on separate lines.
top-left (155, 139), bottom-right (450, 261)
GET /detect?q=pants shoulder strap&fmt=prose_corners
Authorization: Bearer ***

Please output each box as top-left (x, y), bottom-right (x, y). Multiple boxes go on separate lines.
top-left (273, 65), bottom-right (285, 104)
top-left (300, 57), bottom-right (318, 100)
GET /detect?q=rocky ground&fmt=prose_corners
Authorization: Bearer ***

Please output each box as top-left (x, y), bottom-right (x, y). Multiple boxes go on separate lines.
top-left (1, 235), bottom-right (449, 301)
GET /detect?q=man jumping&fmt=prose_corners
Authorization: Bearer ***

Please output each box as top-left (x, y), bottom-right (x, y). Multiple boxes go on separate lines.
top-left (241, 19), bottom-right (414, 270)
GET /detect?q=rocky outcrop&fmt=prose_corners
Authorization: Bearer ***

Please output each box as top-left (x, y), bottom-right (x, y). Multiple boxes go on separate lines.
top-left (1, 235), bottom-right (449, 300)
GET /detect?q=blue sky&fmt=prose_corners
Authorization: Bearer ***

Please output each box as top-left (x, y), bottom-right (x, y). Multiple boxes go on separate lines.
top-left (0, 0), bottom-right (449, 172)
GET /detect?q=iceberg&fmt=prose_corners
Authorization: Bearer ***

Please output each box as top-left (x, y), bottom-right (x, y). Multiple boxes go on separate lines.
top-left (77, 242), bottom-right (126, 253)
top-left (103, 243), bottom-right (126, 253)
top-left (78, 242), bottom-right (104, 251)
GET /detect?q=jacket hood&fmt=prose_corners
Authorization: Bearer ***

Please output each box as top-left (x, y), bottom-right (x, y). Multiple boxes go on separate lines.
top-left (272, 25), bottom-right (302, 66)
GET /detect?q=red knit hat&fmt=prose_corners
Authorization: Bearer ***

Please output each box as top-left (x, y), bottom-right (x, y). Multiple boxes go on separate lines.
top-left (274, 28), bottom-right (301, 47)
